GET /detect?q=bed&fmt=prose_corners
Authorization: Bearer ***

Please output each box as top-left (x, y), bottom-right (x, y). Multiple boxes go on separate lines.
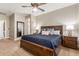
top-left (20, 25), bottom-right (63, 56)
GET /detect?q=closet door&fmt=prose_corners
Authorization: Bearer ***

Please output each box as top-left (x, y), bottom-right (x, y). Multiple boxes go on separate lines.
top-left (0, 20), bottom-right (4, 39)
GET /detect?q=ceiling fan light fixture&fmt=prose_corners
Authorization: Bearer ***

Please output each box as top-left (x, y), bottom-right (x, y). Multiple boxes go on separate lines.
top-left (32, 7), bottom-right (38, 12)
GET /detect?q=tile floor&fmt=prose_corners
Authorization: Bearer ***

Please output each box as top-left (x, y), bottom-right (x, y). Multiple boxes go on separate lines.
top-left (0, 39), bottom-right (79, 56)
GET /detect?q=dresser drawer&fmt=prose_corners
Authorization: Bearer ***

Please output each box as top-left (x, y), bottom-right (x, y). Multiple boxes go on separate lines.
top-left (64, 40), bottom-right (76, 46)
top-left (63, 43), bottom-right (77, 49)
top-left (64, 36), bottom-right (77, 42)
top-left (64, 39), bottom-right (76, 44)
top-left (63, 36), bottom-right (77, 49)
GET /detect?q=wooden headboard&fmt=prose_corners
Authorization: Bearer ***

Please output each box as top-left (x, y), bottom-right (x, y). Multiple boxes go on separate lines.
top-left (41, 25), bottom-right (63, 35)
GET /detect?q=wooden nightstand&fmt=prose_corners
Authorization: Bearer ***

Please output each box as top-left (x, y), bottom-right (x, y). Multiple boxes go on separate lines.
top-left (63, 36), bottom-right (78, 49)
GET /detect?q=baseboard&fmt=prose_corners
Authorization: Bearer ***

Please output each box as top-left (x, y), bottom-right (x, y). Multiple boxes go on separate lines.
top-left (14, 38), bottom-right (21, 41)
top-left (0, 37), bottom-right (10, 40)
top-left (9, 37), bottom-right (14, 40)
top-left (5, 37), bottom-right (10, 39)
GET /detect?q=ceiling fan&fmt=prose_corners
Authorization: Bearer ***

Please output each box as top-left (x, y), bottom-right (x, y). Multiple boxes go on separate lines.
top-left (22, 3), bottom-right (46, 12)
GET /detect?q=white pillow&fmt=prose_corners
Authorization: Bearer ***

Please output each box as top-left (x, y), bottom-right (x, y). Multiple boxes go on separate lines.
top-left (49, 29), bottom-right (54, 35)
top-left (53, 30), bottom-right (60, 35)
top-left (42, 31), bottom-right (50, 35)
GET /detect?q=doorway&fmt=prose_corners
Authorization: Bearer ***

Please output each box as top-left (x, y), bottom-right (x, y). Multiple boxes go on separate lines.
top-left (0, 20), bottom-right (5, 39)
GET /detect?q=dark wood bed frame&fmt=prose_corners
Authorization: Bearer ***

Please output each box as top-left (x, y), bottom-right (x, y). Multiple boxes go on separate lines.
top-left (20, 25), bottom-right (63, 56)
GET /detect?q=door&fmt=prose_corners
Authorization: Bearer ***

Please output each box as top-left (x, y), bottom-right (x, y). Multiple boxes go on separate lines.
top-left (0, 20), bottom-right (4, 39)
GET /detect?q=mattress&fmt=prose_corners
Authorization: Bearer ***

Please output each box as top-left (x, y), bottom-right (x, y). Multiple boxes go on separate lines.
top-left (21, 34), bottom-right (61, 49)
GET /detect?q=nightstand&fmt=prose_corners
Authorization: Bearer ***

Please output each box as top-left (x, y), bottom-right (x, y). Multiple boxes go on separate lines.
top-left (63, 36), bottom-right (78, 49)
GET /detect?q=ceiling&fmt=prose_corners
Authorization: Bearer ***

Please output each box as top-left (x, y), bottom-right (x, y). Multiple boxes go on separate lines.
top-left (0, 3), bottom-right (76, 16)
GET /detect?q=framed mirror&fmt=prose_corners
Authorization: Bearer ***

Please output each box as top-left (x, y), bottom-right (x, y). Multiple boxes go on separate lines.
top-left (17, 21), bottom-right (24, 37)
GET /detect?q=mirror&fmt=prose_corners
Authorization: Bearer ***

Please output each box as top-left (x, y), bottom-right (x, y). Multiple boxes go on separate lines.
top-left (17, 21), bottom-right (24, 37)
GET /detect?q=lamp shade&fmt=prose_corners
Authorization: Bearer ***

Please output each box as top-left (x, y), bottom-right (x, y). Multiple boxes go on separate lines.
top-left (66, 24), bottom-right (74, 30)
top-left (35, 24), bottom-right (41, 30)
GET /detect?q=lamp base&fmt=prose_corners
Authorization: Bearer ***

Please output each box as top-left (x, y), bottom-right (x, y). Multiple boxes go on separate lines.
top-left (68, 30), bottom-right (72, 36)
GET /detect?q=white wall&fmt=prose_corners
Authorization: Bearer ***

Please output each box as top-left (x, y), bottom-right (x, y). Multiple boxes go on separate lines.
top-left (36, 4), bottom-right (79, 34)
top-left (5, 15), bottom-right (10, 38)
top-left (24, 15), bottom-right (36, 34)
top-left (9, 14), bottom-right (15, 39)
top-left (36, 4), bottom-right (79, 47)
top-left (14, 13), bottom-right (26, 40)
top-left (14, 14), bottom-right (36, 36)
top-left (9, 13), bottom-right (31, 40)
top-left (0, 14), bottom-right (9, 39)
top-left (31, 15), bottom-right (36, 34)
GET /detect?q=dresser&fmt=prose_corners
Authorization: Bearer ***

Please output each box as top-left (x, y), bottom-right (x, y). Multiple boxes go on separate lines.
top-left (63, 36), bottom-right (78, 49)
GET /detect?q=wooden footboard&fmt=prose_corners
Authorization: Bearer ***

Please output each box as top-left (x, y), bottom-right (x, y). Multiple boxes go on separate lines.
top-left (20, 39), bottom-right (55, 56)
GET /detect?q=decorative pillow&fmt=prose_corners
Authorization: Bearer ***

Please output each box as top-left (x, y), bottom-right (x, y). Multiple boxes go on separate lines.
top-left (49, 29), bottom-right (54, 35)
top-left (53, 30), bottom-right (60, 35)
top-left (42, 31), bottom-right (50, 35)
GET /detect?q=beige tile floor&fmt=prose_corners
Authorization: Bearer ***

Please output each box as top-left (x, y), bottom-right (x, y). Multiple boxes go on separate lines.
top-left (58, 46), bottom-right (79, 56)
top-left (0, 39), bottom-right (79, 56)
top-left (0, 39), bottom-right (33, 56)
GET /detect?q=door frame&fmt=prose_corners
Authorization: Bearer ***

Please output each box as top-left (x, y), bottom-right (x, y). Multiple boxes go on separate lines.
top-left (0, 20), bottom-right (5, 39)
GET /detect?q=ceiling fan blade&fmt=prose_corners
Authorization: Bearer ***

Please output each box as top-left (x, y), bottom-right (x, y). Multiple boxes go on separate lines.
top-left (38, 8), bottom-right (45, 12)
top-left (0, 12), bottom-right (6, 15)
top-left (22, 5), bottom-right (32, 8)
top-left (38, 3), bottom-right (46, 6)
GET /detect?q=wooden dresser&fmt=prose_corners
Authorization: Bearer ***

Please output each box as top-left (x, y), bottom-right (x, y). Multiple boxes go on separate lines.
top-left (63, 36), bottom-right (78, 49)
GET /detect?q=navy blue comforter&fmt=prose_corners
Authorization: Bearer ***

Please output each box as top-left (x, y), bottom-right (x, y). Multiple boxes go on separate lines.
top-left (22, 34), bottom-right (61, 49)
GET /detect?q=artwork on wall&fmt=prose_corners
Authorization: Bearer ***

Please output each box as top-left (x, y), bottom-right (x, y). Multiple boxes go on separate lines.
top-left (17, 21), bottom-right (24, 37)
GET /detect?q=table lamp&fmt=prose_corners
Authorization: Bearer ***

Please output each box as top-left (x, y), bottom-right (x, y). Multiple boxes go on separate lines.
top-left (66, 24), bottom-right (74, 36)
